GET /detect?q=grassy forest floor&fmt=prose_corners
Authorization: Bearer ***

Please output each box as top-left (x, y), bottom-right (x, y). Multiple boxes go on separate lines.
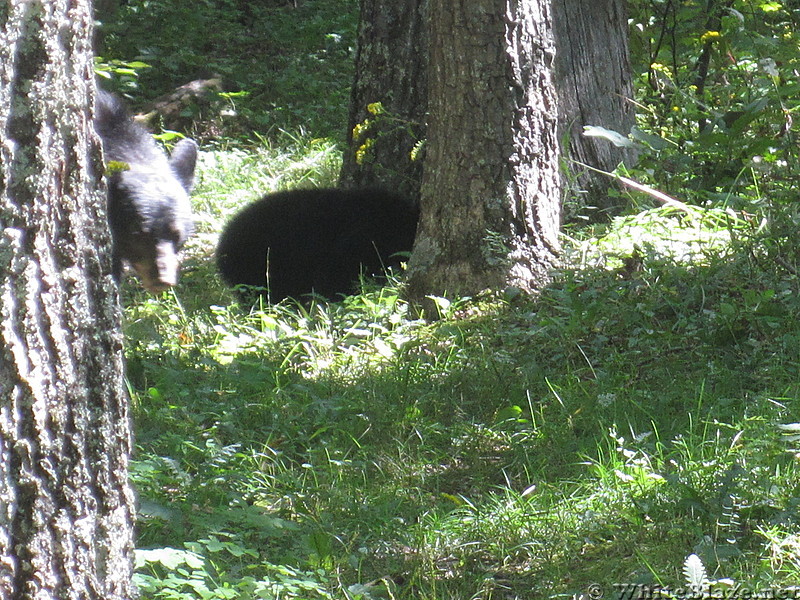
top-left (99, 1), bottom-right (800, 598)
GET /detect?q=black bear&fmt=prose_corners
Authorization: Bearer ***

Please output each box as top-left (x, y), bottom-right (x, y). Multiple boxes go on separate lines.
top-left (94, 90), bottom-right (198, 294)
top-left (216, 188), bottom-right (419, 303)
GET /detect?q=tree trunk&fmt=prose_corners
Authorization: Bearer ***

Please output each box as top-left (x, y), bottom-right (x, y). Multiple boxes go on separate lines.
top-left (553, 0), bottom-right (636, 219)
top-left (405, 0), bottom-right (561, 304)
top-left (0, 2), bottom-right (135, 599)
top-left (338, 0), bottom-right (428, 203)
top-left (342, 0), bottom-right (633, 221)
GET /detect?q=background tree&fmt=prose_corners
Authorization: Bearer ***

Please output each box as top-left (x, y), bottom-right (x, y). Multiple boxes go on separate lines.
top-left (341, 0), bottom-right (635, 220)
top-left (405, 0), bottom-right (561, 303)
top-left (553, 0), bottom-right (636, 218)
top-left (338, 0), bottom-right (428, 203)
top-left (0, 1), bottom-right (135, 598)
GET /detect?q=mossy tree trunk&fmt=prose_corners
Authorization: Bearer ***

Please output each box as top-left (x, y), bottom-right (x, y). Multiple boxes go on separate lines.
top-left (405, 0), bottom-right (561, 304)
top-left (0, 1), bottom-right (135, 598)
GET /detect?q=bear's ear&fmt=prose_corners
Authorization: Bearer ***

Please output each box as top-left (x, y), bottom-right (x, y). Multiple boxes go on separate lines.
top-left (169, 138), bottom-right (198, 192)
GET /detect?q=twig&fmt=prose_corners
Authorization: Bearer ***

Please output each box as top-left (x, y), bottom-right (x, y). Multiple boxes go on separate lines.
top-left (616, 176), bottom-right (694, 213)
top-left (571, 159), bottom-right (694, 213)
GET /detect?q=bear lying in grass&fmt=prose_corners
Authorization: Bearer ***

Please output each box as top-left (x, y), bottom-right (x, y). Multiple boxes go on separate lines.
top-left (216, 188), bottom-right (419, 303)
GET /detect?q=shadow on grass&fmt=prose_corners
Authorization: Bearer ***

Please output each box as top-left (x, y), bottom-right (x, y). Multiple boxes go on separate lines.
top-left (124, 240), bottom-right (800, 597)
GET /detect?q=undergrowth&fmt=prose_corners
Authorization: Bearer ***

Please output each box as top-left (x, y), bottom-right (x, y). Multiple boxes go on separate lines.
top-left (120, 138), bottom-right (800, 600)
top-left (97, 0), bottom-right (800, 598)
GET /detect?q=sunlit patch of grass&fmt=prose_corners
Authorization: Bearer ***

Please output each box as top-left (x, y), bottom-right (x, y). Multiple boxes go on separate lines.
top-left (126, 255), bottom-right (800, 597)
top-left (115, 79), bottom-right (800, 600)
top-left (566, 205), bottom-right (749, 271)
top-left (760, 528), bottom-right (800, 585)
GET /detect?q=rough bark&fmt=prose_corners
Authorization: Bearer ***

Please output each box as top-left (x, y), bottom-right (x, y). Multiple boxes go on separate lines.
top-left (405, 0), bottom-right (561, 304)
top-left (0, 1), bottom-right (135, 599)
top-left (342, 0), bottom-right (633, 220)
top-left (553, 0), bottom-right (636, 218)
top-left (338, 0), bottom-right (428, 203)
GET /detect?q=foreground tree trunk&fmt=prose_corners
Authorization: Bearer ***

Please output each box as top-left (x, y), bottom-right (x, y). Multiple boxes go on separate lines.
top-left (339, 0), bottom-right (428, 203)
top-left (553, 0), bottom-right (636, 218)
top-left (405, 0), bottom-right (561, 303)
top-left (0, 2), bottom-right (136, 598)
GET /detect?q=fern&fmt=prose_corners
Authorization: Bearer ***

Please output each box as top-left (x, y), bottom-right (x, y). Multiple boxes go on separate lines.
top-left (683, 554), bottom-right (709, 596)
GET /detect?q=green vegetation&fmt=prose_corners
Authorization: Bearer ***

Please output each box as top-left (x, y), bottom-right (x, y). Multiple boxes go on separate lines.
top-left (97, 0), bottom-right (800, 598)
top-left (98, 0), bottom-right (358, 138)
top-left (125, 185), bottom-right (800, 597)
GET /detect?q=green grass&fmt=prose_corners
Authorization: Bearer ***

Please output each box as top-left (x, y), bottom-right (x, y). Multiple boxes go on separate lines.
top-left (99, 0), bottom-right (358, 139)
top-left (97, 1), bottom-right (800, 597)
top-left (123, 137), bottom-right (800, 599)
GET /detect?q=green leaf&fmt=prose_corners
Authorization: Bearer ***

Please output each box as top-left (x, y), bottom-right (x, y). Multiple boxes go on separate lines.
top-left (759, 1), bottom-right (782, 12)
top-left (495, 405), bottom-right (523, 423)
top-left (630, 127), bottom-right (672, 151)
top-left (135, 547), bottom-right (205, 571)
top-left (683, 554), bottom-right (709, 592)
top-left (583, 125), bottom-right (638, 148)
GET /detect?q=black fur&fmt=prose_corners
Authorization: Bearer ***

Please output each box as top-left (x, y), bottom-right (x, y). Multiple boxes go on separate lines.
top-left (216, 188), bottom-right (419, 303)
top-left (95, 90), bottom-right (198, 293)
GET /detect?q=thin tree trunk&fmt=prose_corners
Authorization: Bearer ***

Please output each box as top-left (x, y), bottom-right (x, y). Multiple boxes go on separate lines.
top-left (406, 0), bottom-right (561, 304)
top-left (0, 1), bottom-right (135, 598)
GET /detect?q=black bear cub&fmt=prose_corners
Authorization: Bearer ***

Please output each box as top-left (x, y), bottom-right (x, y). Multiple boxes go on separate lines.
top-left (216, 188), bottom-right (419, 303)
top-left (94, 90), bottom-right (198, 294)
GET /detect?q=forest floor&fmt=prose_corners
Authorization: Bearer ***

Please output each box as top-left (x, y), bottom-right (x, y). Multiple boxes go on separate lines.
top-left (100, 0), bottom-right (800, 597)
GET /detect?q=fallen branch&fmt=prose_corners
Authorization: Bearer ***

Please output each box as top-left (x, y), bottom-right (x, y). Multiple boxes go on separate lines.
top-left (616, 176), bottom-right (694, 213)
top-left (571, 159), bottom-right (694, 213)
